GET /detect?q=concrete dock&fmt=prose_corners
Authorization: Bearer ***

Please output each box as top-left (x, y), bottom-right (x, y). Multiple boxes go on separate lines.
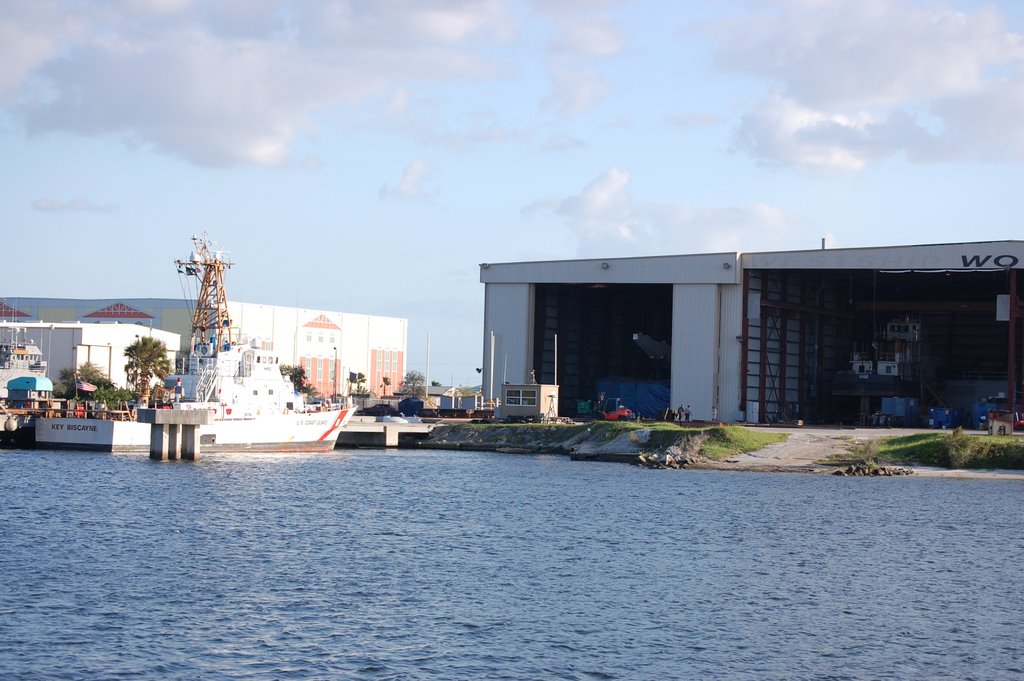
top-left (336, 416), bottom-right (433, 448)
top-left (137, 408), bottom-right (210, 460)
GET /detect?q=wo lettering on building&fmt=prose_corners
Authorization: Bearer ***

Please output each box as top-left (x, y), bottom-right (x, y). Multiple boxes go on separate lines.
top-left (961, 254), bottom-right (1020, 268)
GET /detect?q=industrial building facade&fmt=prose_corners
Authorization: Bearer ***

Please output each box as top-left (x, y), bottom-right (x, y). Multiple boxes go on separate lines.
top-left (2, 298), bottom-right (407, 399)
top-left (480, 241), bottom-right (1024, 425)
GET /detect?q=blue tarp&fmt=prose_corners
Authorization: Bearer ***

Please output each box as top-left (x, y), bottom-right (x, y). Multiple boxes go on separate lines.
top-left (398, 397), bottom-right (424, 416)
top-left (596, 379), bottom-right (671, 419)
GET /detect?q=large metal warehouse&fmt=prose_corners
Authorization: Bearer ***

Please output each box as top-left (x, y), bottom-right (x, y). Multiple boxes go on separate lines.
top-left (480, 240), bottom-right (1024, 425)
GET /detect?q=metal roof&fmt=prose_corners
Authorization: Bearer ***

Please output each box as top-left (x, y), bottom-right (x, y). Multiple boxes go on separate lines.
top-left (480, 240), bottom-right (1024, 284)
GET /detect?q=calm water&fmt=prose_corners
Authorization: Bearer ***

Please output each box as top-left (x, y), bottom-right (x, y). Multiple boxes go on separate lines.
top-left (1, 448), bottom-right (1021, 680)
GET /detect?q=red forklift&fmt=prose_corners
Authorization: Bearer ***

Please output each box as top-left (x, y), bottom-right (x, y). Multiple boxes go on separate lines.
top-left (599, 397), bottom-right (634, 421)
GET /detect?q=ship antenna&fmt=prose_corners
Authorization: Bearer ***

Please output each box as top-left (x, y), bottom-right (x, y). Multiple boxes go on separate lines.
top-left (174, 233), bottom-right (236, 354)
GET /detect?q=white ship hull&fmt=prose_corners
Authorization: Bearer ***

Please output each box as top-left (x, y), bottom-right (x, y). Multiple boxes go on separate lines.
top-left (35, 408), bottom-right (354, 453)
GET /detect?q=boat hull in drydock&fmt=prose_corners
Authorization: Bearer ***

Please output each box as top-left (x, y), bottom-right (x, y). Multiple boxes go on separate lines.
top-left (35, 408), bottom-right (355, 453)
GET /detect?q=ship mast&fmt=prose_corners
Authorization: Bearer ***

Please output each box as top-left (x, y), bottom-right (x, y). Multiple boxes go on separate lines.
top-left (176, 234), bottom-right (236, 353)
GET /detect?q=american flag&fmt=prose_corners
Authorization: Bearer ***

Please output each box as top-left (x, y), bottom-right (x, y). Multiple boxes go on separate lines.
top-left (75, 378), bottom-right (97, 392)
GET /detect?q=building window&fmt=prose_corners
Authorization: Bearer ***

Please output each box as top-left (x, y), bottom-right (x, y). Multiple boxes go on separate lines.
top-left (506, 389), bottom-right (537, 406)
top-left (318, 333), bottom-right (323, 343)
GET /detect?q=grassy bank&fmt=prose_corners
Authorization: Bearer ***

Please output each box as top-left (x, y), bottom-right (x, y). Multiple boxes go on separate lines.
top-left (424, 421), bottom-right (786, 459)
top-left (840, 429), bottom-right (1024, 470)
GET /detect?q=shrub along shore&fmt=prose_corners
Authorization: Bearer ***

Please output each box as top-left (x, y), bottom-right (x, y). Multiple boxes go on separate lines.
top-left (869, 429), bottom-right (1024, 470)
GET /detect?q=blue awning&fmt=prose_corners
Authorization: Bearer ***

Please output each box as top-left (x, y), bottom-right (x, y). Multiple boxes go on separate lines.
top-left (7, 376), bottom-right (54, 392)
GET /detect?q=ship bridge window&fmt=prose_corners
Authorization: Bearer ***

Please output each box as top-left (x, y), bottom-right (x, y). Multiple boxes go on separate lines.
top-left (268, 389), bottom-right (274, 395)
top-left (253, 389), bottom-right (259, 396)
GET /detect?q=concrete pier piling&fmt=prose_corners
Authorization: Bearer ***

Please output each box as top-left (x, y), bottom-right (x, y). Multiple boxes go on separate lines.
top-left (137, 409), bottom-right (210, 461)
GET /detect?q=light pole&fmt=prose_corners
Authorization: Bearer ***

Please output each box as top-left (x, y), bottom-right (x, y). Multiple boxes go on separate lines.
top-left (332, 346), bottom-right (339, 403)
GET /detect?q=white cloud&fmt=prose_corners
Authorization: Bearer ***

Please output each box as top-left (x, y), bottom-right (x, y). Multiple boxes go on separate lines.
top-left (0, 1), bottom-right (83, 103)
top-left (713, 0), bottom-right (1024, 109)
top-left (2, 1), bottom-right (516, 166)
top-left (380, 159), bottom-right (436, 200)
top-left (32, 197), bottom-right (117, 213)
top-left (294, 1), bottom-right (513, 50)
top-left (535, 4), bottom-right (623, 118)
top-left (709, 0), bottom-right (1024, 168)
top-left (734, 93), bottom-right (931, 170)
top-left (120, 0), bottom-right (192, 17)
top-left (542, 68), bottom-right (611, 119)
top-left (542, 131), bottom-right (586, 151)
top-left (551, 19), bottom-right (624, 57)
top-left (668, 112), bottom-right (725, 129)
top-left (934, 79), bottom-right (1024, 159)
top-left (538, 169), bottom-right (815, 256)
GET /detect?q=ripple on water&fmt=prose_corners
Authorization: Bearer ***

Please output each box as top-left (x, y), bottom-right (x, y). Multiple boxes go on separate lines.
top-left (0, 448), bottom-right (1022, 679)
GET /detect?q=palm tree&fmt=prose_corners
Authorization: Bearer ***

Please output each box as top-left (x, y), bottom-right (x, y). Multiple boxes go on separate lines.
top-left (351, 372), bottom-right (368, 396)
top-left (124, 337), bottom-right (172, 407)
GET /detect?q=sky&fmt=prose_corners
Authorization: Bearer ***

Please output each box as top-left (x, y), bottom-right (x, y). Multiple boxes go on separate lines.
top-left (3, 0), bottom-right (1024, 388)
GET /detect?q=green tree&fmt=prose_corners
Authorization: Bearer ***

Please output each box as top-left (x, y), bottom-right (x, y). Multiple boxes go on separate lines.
top-left (350, 372), bottom-right (368, 396)
top-left (55, 361), bottom-right (113, 399)
top-left (381, 376), bottom-right (391, 395)
top-left (124, 337), bottom-right (172, 406)
top-left (401, 370), bottom-right (427, 397)
top-left (281, 364), bottom-right (317, 398)
top-left (92, 386), bottom-right (136, 408)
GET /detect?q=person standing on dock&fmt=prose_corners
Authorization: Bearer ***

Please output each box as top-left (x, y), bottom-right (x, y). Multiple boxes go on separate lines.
top-left (684, 405), bottom-right (691, 422)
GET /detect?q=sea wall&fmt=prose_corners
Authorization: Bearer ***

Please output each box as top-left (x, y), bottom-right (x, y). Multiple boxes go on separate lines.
top-left (417, 422), bottom-right (714, 463)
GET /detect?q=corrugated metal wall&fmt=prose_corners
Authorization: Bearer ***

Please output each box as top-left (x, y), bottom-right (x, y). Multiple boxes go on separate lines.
top-left (482, 283), bottom-right (534, 402)
top-left (671, 284), bottom-right (719, 421)
top-left (718, 284), bottom-right (744, 421)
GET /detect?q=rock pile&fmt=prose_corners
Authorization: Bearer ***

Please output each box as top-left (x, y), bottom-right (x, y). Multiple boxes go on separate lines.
top-left (637, 445), bottom-right (705, 469)
top-left (832, 463), bottom-right (913, 476)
